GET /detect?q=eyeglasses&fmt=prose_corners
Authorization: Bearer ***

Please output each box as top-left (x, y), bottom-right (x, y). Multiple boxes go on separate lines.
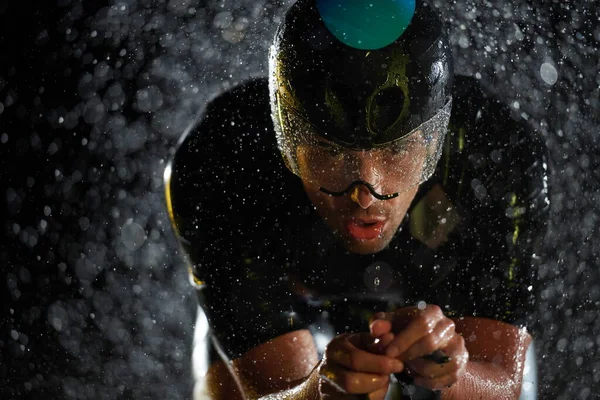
top-left (275, 98), bottom-right (452, 200)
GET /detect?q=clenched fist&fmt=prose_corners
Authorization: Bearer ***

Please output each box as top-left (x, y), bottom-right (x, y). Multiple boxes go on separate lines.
top-left (370, 304), bottom-right (469, 391)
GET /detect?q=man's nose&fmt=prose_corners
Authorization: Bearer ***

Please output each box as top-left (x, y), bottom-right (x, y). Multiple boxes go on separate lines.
top-left (350, 185), bottom-right (376, 209)
top-left (354, 152), bottom-right (382, 189)
top-left (348, 153), bottom-right (379, 208)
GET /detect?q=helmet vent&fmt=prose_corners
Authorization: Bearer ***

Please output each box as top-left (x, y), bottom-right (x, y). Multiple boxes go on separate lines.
top-left (369, 86), bottom-right (407, 134)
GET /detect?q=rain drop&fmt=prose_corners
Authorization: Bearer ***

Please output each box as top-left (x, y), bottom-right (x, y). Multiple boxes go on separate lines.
top-left (540, 62), bottom-right (558, 85)
top-left (121, 220), bottom-right (147, 251)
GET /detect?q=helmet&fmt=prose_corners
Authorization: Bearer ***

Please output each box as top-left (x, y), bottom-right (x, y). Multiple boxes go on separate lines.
top-left (269, 0), bottom-right (453, 199)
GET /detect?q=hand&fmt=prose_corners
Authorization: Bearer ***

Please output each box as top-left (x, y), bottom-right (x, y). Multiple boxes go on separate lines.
top-left (317, 332), bottom-right (404, 399)
top-left (370, 304), bottom-right (469, 391)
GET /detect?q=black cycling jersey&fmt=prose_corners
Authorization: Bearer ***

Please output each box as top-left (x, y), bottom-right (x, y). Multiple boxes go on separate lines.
top-left (165, 75), bottom-right (549, 397)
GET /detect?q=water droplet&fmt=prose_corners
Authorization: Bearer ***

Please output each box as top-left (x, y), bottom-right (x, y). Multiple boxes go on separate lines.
top-left (121, 220), bottom-right (146, 251)
top-left (364, 261), bottom-right (394, 292)
top-left (540, 62), bottom-right (558, 85)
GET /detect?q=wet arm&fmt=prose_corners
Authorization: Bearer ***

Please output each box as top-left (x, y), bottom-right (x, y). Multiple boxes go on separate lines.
top-left (442, 317), bottom-right (531, 400)
top-left (205, 330), bottom-right (321, 400)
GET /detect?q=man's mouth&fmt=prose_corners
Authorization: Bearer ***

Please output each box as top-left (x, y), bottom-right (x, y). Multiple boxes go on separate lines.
top-left (344, 218), bottom-right (387, 241)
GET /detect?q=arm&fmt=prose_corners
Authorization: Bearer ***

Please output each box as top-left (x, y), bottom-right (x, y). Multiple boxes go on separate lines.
top-left (426, 78), bottom-right (549, 399)
top-left (443, 317), bottom-right (531, 400)
top-left (371, 307), bottom-right (531, 400)
top-left (204, 329), bottom-right (402, 400)
top-left (205, 330), bottom-right (319, 399)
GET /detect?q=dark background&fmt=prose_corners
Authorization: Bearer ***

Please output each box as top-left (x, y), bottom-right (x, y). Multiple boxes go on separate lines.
top-left (1, 0), bottom-right (598, 398)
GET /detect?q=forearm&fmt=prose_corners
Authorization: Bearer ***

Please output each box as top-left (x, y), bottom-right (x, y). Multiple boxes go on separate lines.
top-left (263, 360), bottom-right (522, 400)
top-left (441, 360), bottom-right (520, 400)
top-left (206, 361), bottom-right (320, 400)
top-left (205, 330), bottom-right (321, 400)
top-left (442, 317), bottom-right (531, 399)
top-left (258, 368), bottom-right (321, 400)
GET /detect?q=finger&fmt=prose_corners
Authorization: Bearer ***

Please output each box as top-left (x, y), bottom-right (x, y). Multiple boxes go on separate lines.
top-left (366, 386), bottom-right (390, 400)
top-left (366, 332), bottom-right (395, 355)
top-left (327, 334), bottom-right (404, 375)
top-left (402, 318), bottom-right (456, 361)
top-left (369, 313), bottom-right (393, 337)
top-left (370, 318), bottom-right (393, 338)
top-left (384, 306), bottom-right (445, 359)
top-left (320, 363), bottom-right (391, 395)
top-left (382, 305), bottom-right (443, 333)
top-left (371, 310), bottom-right (412, 333)
top-left (405, 336), bottom-right (468, 380)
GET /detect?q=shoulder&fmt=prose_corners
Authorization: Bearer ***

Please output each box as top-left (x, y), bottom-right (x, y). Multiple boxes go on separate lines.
top-left (450, 75), bottom-right (514, 130)
top-left (164, 77), bottom-right (308, 263)
top-left (412, 75), bottom-right (549, 249)
top-left (443, 74), bottom-right (550, 221)
top-left (164, 77), bottom-right (286, 244)
top-left (166, 76), bottom-right (275, 207)
top-left (415, 76), bottom-right (550, 328)
top-left (171, 77), bottom-right (272, 168)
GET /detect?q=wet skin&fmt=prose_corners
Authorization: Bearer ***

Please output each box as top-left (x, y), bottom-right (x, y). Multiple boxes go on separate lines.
top-left (298, 134), bottom-right (427, 254)
top-left (202, 143), bottom-right (529, 399)
top-left (205, 177), bottom-right (530, 399)
top-left (300, 168), bottom-right (470, 395)
top-left (302, 179), bottom-right (419, 254)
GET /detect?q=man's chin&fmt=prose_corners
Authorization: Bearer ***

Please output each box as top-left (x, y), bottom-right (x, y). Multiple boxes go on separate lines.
top-left (340, 236), bottom-right (392, 254)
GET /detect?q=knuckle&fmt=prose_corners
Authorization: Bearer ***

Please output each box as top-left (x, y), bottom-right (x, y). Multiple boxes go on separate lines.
top-left (422, 336), bottom-right (438, 353)
top-left (447, 332), bottom-right (462, 348)
top-left (416, 316), bottom-right (431, 331)
top-left (428, 304), bottom-right (442, 315)
top-left (445, 319), bottom-right (456, 331)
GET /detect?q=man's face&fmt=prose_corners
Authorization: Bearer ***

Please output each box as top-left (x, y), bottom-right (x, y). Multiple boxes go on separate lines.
top-left (303, 179), bottom-right (419, 254)
top-left (295, 135), bottom-right (428, 254)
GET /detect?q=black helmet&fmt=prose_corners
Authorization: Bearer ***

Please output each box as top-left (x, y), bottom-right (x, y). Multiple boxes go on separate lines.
top-left (269, 0), bottom-right (454, 198)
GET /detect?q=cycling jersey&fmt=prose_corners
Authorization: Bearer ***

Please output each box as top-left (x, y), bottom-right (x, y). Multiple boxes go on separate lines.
top-left (165, 74), bottom-right (549, 398)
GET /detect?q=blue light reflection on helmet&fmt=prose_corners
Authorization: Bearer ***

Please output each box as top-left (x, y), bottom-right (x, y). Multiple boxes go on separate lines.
top-left (316, 0), bottom-right (416, 50)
